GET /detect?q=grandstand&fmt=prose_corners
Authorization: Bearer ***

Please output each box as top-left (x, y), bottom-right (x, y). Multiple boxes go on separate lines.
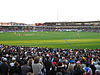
top-left (44, 21), bottom-right (100, 32)
top-left (0, 22), bottom-right (34, 32)
top-left (0, 21), bottom-right (100, 32)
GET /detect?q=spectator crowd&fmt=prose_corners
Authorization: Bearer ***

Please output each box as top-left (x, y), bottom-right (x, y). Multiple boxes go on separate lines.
top-left (0, 44), bottom-right (100, 75)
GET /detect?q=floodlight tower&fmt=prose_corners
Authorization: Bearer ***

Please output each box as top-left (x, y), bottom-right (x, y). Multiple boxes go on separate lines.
top-left (57, 8), bottom-right (59, 22)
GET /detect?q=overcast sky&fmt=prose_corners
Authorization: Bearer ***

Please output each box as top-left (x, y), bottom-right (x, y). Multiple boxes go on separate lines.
top-left (0, 0), bottom-right (100, 24)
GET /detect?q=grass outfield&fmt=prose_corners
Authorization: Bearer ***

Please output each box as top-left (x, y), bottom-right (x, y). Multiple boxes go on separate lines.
top-left (0, 32), bottom-right (100, 49)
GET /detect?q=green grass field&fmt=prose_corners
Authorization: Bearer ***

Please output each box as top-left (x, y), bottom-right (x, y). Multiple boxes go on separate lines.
top-left (0, 31), bottom-right (100, 49)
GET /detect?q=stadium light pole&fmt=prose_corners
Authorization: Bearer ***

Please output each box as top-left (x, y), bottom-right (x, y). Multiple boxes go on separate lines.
top-left (57, 8), bottom-right (59, 22)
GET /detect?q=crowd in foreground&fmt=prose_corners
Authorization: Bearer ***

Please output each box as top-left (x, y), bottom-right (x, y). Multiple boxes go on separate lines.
top-left (0, 44), bottom-right (100, 75)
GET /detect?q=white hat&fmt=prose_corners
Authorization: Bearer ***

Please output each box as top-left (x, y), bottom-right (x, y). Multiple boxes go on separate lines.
top-left (6, 54), bottom-right (9, 57)
top-left (12, 57), bottom-right (16, 61)
top-left (3, 58), bottom-right (7, 61)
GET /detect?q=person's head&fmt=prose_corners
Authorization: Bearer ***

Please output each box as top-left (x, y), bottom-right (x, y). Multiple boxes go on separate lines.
top-left (2, 58), bottom-right (7, 62)
top-left (22, 60), bottom-right (27, 65)
top-left (86, 63), bottom-right (90, 67)
top-left (12, 57), bottom-right (16, 62)
top-left (26, 72), bottom-right (33, 75)
top-left (15, 62), bottom-right (20, 67)
top-left (57, 62), bottom-right (62, 66)
top-left (0, 57), bottom-right (2, 62)
top-left (76, 61), bottom-right (81, 64)
top-left (74, 64), bottom-right (82, 70)
top-left (34, 57), bottom-right (40, 64)
top-left (67, 65), bottom-right (74, 72)
top-left (97, 62), bottom-right (100, 65)
top-left (28, 59), bottom-right (32, 66)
